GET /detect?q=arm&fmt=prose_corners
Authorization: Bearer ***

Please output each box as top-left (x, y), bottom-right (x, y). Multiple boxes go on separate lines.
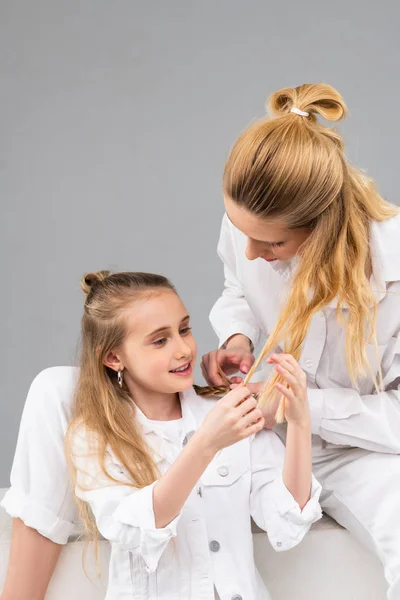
top-left (1, 368), bottom-right (79, 544)
top-left (250, 430), bottom-right (322, 552)
top-left (1, 519), bottom-right (61, 600)
top-left (251, 354), bottom-right (322, 552)
top-left (72, 388), bottom-right (263, 572)
top-left (308, 336), bottom-right (400, 453)
top-left (283, 421), bottom-right (312, 509)
top-left (209, 214), bottom-right (261, 349)
top-left (0, 368), bottom-right (79, 600)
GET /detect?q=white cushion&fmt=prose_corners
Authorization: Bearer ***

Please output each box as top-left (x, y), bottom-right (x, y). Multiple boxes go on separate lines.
top-left (0, 488), bottom-right (387, 599)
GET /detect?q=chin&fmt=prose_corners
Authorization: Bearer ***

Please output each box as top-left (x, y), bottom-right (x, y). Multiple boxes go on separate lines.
top-left (171, 376), bottom-right (195, 393)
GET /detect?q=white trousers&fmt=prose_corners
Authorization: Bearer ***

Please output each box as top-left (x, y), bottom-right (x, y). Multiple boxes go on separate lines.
top-left (277, 425), bottom-right (400, 599)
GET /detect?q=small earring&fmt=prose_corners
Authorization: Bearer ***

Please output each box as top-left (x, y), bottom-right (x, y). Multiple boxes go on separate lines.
top-left (117, 369), bottom-right (123, 388)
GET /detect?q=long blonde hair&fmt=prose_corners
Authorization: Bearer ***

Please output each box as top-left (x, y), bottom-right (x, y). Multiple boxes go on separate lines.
top-left (223, 83), bottom-right (399, 417)
top-left (65, 270), bottom-right (225, 551)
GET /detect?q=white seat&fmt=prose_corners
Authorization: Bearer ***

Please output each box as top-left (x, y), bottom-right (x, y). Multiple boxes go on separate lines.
top-left (0, 488), bottom-right (387, 599)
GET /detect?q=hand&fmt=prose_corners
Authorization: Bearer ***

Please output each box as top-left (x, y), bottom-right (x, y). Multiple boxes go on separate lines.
top-left (268, 354), bottom-right (310, 426)
top-left (197, 386), bottom-right (264, 453)
top-left (201, 336), bottom-right (255, 386)
top-left (230, 381), bottom-right (279, 430)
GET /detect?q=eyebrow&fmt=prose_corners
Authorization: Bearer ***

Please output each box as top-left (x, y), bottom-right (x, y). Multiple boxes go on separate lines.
top-left (146, 315), bottom-right (190, 339)
top-left (226, 213), bottom-right (285, 245)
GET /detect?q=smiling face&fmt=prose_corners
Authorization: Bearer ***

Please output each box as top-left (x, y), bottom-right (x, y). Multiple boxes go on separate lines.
top-left (224, 196), bottom-right (311, 262)
top-left (104, 289), bottom-right (197, 400)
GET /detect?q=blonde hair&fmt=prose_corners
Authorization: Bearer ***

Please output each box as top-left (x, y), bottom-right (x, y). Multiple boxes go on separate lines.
top-left (65, 270), bottom-right (226, 555)
top-left (223, 83), bottom-right (399, 419)
top-left (65, 271), bottom-right (180, 551)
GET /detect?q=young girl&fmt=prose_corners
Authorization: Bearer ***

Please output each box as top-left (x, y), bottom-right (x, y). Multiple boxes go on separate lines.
top-left (66, 269), bottom-right (321, 599)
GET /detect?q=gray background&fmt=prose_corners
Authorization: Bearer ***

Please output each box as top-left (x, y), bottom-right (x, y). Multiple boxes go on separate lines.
top-left (1, 0), bottom-right (399, 485)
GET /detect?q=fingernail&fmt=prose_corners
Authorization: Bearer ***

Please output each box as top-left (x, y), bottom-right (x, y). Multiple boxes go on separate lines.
top-left (241, 366), bottom-right (249, 373)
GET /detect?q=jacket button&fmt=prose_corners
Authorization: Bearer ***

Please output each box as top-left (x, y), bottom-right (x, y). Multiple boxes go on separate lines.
top-left (232, 595), bottom-right (243, 600)
top-left (218, 465), bottom-right (229, 477)
top-left (209, 540), bottom-right (220, 552)
top-left (305, 360), bottom-right (313, 368)
top-left (276, 541), bottom-right (282, 548)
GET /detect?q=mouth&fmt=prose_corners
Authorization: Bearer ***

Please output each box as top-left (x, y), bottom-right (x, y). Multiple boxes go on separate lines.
top-left (169, 361), bottom-right (193, 376)
top-left (264, 257), bottom-right (277, 262)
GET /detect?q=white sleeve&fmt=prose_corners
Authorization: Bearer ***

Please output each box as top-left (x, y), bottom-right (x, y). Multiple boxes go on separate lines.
top-left (72, 429), bottom-right (182, 574)
top-left (250, 430), bottom-right (322, 552)
top-left (308, 335), bottom-right (400, 452)
top-left (209, 214), bottom-right (261, 348)
top-left (0, 367), bottom-right (79, 544)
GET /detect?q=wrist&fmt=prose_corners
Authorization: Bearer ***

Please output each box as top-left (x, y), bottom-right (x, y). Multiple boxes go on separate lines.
top-left (223, 334), bottom-right (253, 352)
top-left (286, 418), bottom-right (311, 432)
top-left (190, 429), bottom-right (219, 461)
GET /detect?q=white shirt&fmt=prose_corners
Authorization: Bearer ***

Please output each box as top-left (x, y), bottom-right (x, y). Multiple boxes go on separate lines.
top-left (1, 367), bottom-right (322, 599)
top-left (72, 386), bottom-right (322, 600)
top-left (210, 213), bottom-right (400, 454)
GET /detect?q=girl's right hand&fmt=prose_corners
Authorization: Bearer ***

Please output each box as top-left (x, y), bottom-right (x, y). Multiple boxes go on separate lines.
top-left (196, 386), bottom-right (264, 454)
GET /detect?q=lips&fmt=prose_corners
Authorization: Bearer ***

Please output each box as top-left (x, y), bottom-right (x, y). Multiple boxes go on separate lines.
top-left (169, 362), bottom-right (192, 376)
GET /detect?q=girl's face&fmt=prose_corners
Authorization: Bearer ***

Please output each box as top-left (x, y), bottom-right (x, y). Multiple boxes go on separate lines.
top-left (108, 290), bottom-right (197, 397)
top-left (224, 196), bottom-right (311, 262)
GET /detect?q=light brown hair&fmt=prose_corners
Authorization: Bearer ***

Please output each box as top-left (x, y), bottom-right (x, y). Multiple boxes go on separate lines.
top-left (223, 84), bottom-right (399, 416)
top-left (65, 270), bottom-right (224, 553)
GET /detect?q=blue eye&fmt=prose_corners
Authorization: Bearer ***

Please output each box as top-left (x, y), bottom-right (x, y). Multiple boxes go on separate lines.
top-left (153, 338), bottom-right (166, 346)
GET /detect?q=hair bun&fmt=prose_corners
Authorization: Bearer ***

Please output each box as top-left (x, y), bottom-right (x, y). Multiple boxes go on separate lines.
top-left (268, 83), bottom-right (347, 123)
top-left (81, 270), bottom-right (110, 295)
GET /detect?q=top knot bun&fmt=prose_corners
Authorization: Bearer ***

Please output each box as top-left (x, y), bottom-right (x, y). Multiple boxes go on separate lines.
top-left (81, 270), bottom-right (110, 295)
top-left (268, 83), bottom-right (347, 122)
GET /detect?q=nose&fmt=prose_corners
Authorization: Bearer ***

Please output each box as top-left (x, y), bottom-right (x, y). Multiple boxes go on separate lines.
top-left (246, 238), bottom-right (269, 261)
top-left (174, 336), bottom-right (192, 359)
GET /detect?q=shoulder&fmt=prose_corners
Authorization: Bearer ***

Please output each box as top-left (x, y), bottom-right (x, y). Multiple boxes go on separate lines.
top-left (25, 366), bottom-right (79, 416)
top-left (373, 211), bottom-right (400, 235)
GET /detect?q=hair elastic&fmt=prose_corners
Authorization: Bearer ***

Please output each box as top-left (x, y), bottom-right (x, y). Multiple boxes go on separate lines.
top-left (290, 107), bottom-right (309, 117)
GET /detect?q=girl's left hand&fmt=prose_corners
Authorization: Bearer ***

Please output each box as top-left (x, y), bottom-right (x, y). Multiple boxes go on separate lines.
top-left (268, 353), bottom-right (311, 426)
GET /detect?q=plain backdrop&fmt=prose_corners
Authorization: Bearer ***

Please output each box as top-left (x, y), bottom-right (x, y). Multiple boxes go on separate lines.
top-left (1, 0), bottom-right (399, 484)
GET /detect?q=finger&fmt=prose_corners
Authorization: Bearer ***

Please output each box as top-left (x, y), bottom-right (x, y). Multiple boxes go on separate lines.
top-left (200, 360), bottom-right (215, 386)
top-left (224, 385), bottom-right (252, 407)
top-left (220, 351), bottom-right (243, 367)
top-left (274, 364), bottom-right (298, 391)
top-left (202, 352), bottom-right (227, 386)
top-left (271, 354), bottom-right (303, 379)
top-left (242, 407), bottom-right (263, 427)
top-left (236, 395), bottom-right (258, 416)
top-left (243, 416), bottom-right (265, 437)
top-left (230, 376), bottom-right (244, 384)
top-left (275, 382), bottom-right (295, 402)
top-left (243, 382), bottom-right (264, 396)
top-left (239, 353), bottom-right (255, 374)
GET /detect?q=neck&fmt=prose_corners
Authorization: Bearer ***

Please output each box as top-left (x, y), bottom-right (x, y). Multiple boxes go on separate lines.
top-left (126, 381), bottom-right (182, 421)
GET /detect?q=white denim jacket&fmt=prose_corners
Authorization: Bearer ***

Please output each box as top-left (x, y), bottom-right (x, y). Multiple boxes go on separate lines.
top-left (210, 213), bottom-right (400, 454)
top-left (72, 386), bottom-right (322, 600)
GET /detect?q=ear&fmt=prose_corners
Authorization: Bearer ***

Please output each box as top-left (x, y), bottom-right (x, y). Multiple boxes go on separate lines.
top-left (103, 350), bottom-right (124, 372)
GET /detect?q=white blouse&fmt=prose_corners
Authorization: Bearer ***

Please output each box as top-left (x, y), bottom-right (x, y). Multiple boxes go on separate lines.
top-left (72, 386), bottom-right (322, 600)
top-left (210, 213), bottom-right (400, 454)
top-left (1, 367), bottom-right (322, 599)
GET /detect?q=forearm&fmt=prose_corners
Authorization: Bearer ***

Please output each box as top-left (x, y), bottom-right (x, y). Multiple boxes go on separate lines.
top-left (1, 519), bottom-right (61, 600)
top-left (308, 387), bottom-right (400, 453)
top-left (153, 431), bottom-right (215, 528)
top-left (283, 422), bottom-right (312, 510)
